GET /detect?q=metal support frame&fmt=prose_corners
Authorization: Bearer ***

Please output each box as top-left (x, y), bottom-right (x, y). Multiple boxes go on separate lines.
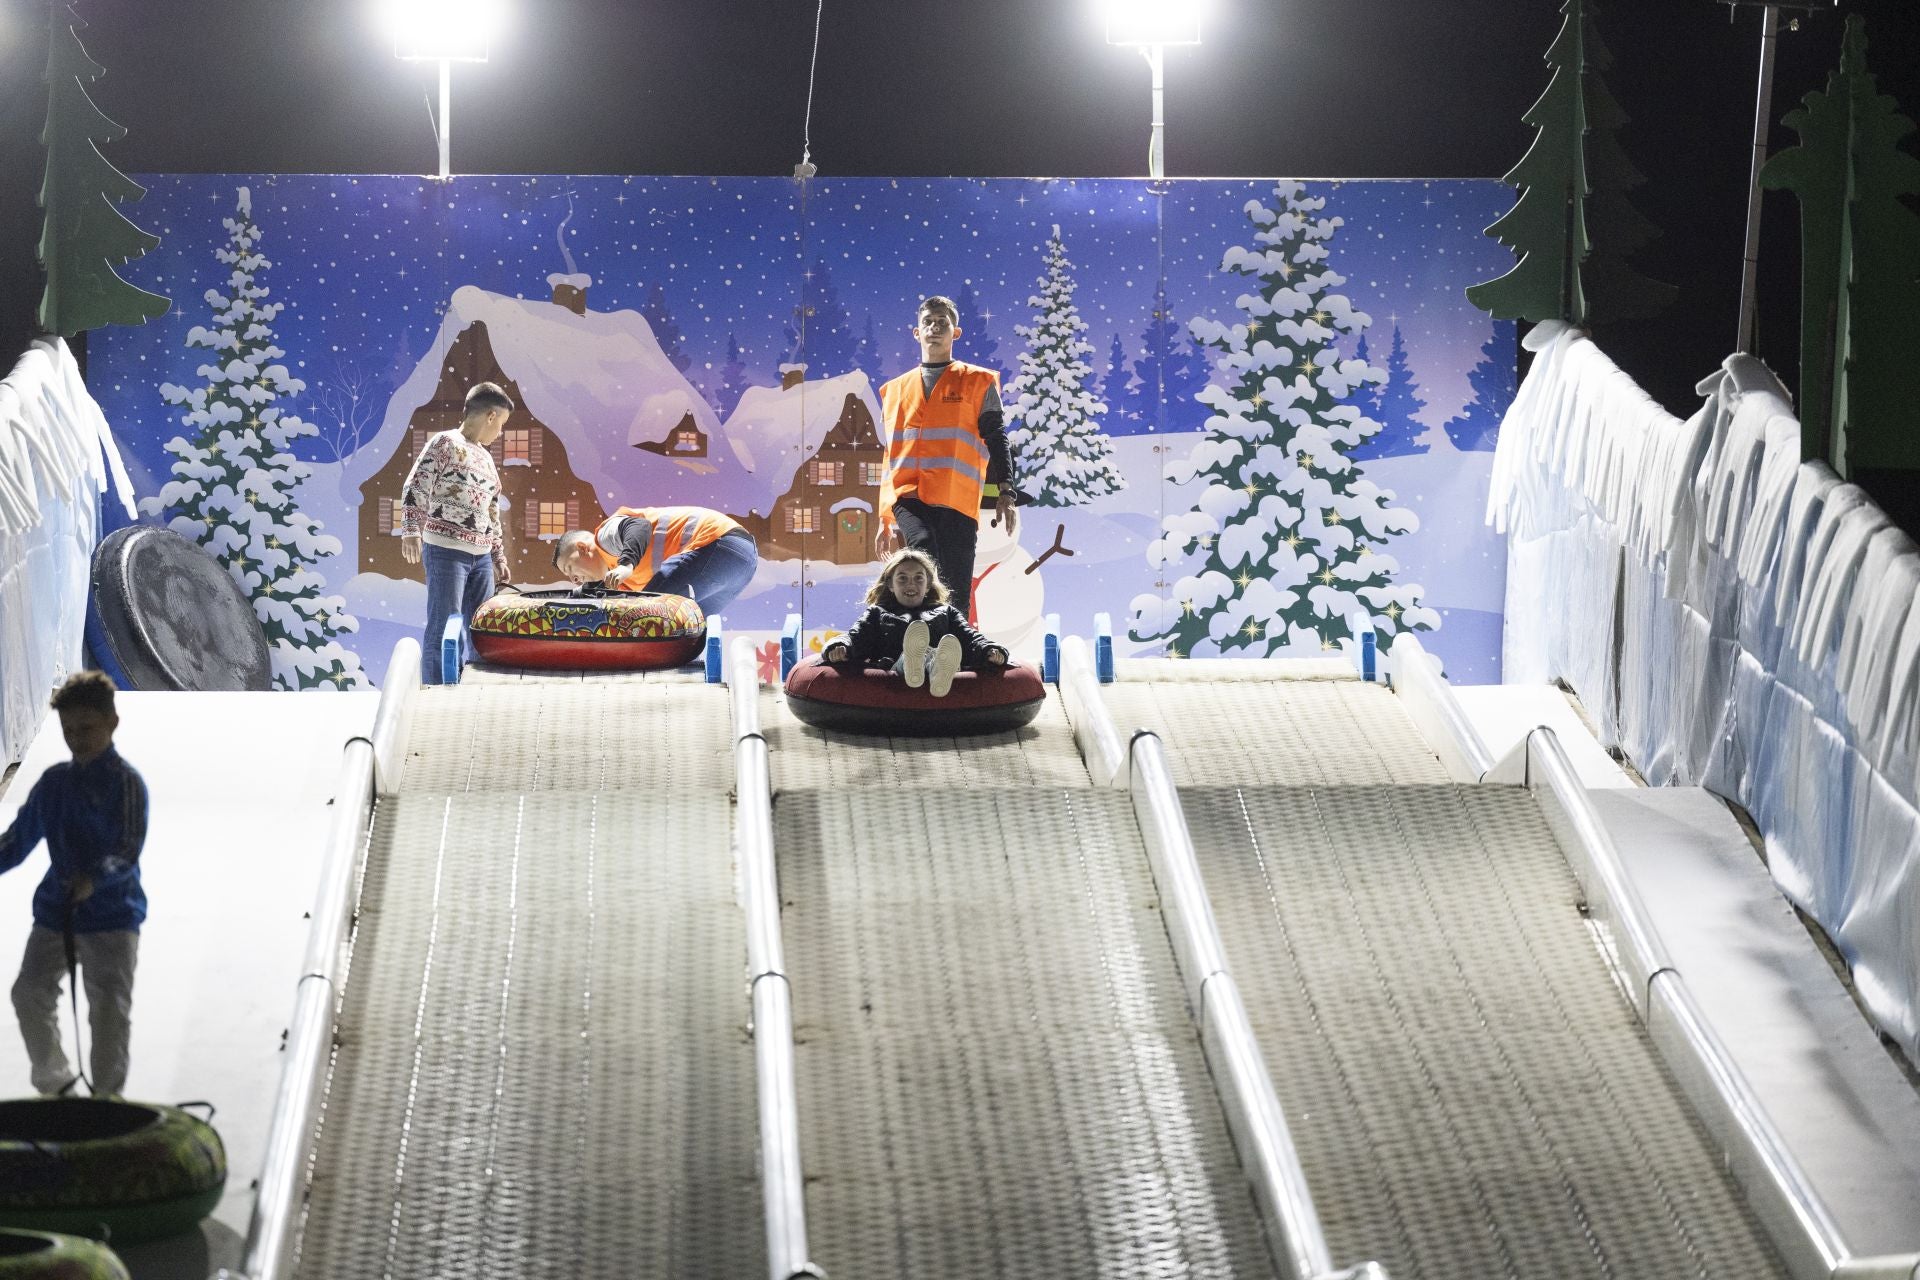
top-left (1142, 44), bottom-right (1167, 180)
top-left (704, 616), bottom-right (726, 683)
top-left (439, 614), bottom-right (463, 685)
top-left (436, 58), bottom-right (451, 180)
top-left (1094, 612), bottom-right (1115, 683)
top-left (780, 613), bottom-right (803, 680)
top-left (1042, 613), bottom-right (1062, 684)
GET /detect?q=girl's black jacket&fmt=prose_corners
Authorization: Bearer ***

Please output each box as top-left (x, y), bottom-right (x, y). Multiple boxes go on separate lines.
top-left (838, 601), bottom-right (1007, 668)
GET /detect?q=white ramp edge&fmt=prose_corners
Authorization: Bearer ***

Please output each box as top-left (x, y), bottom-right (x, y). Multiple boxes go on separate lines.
top-left (1388, 632), bottom-right (1920, 1280)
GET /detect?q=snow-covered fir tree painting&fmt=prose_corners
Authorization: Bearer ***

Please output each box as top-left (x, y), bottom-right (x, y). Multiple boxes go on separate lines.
top-left (1131, 181), bottom-right (1441, 658)
top-left (1005, 225), bottom-right (1125, 506)
top-left (1350, 324), bottom-right (1430, 460)
top-left (140, 187), bottom-right (367, 690)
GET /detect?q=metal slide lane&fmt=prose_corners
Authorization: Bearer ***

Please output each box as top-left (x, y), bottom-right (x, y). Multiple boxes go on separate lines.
top-left (291, 675), bottom-right (764, 1280)
top-left (1099, 668), bottom-right (1792, 1280)
top-left (761, 688), bottom-right (1284, 1279)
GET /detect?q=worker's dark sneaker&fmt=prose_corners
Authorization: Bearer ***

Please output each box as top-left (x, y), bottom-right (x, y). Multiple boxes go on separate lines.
top-left (901, 620), bottom-right (931, 688)
top-left (928, 634), bottom-right (964, 698)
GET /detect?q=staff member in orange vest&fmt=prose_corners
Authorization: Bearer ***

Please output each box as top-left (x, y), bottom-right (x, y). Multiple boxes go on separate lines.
top-left (874, 294), bottom-right (1018, 618)
top-left (551, 506), bottom-right (759, 615)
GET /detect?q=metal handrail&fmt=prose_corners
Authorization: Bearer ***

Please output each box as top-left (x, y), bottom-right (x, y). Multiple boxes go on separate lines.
top-left (728, 635), bottom-right (826, 1280)
top-left (1056, 644), bottom-right (1387, 1280)
top-left (212, 640), bottom-right (415, 1280)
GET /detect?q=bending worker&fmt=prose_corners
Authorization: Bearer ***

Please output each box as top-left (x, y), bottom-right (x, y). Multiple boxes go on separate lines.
top-left (553, 505), bottom-right (758, 616)
top-left (875, 294), bottom-right (1017, 618)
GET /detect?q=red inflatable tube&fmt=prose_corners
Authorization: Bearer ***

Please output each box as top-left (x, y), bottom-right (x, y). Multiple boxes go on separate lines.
top-left (783, 658), bottom-right (1046, 736)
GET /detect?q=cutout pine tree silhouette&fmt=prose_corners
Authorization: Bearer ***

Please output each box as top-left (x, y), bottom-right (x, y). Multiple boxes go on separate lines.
top-left (36, 3), bottom-right (169, 336)
top-left (1467, 0), bottom-right (1672, 327)
top-left (1761, 15), bottom-right (1920, 473)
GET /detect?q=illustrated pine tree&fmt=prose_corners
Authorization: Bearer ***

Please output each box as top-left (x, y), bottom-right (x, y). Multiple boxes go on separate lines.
top-left (36, 2), bottom-right (169, 336)
top-left (1129, 181), bottom-right (1438, 658)
top-left (1443, 325), bottom-right (1518, 452)
top-left (1761, 15), bottom-right (1920, 474)
top-left (141, 188), bottom-right (366, 691)
top-left (1350, 325), bottom-right (1429, 459)
top-left (641, 282), bottom-right (692, 372)
top-left (783, 259), bottom-right (857, 374)
top-left (1129, 283), bottom-right (1213, 435)
top-left (1101, 333), bottom-right (1136, 433)
top-left (1350, 334), bottom-right (1384, 422)
top-left (1005, 225), bottom-right (1125, 506)
top-left (1467, 0), bottom-right (1672, 326)
top-left (854, 313), bottom-right (878, 372)
top-left (718, 333), bottom-right (751, 417)
top-left (954, 282), bottom-right (1001, 373)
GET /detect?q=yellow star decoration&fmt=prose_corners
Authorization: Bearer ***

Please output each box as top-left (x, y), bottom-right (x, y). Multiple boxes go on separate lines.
top-left (1325, 510), bottom-right (1343, 525)
top-left (1385, 603), bottom-right (1402, 621)
top-left (1311, 309), bottom-right (1330, 326)
top-left (1241, 620), bottom-right (1263, 640)
top-left (1198, 535), bottom-right (1215, 549)
top-left (1297, 452), bottom-right (1315, 468)
top-left (1277, 261), bottom-right (1294, 279)
top-left (1167, 644), bottom-right (1184, 660)
top-left (1318, 568), bottom-right (1336, 585)
top-left (267, 537), bottom-right (280, 549)
top-left (1358, 545), bottom-right (1372, 558)
top-left (1242, 482), bottom-right (1261, 498)
top-left (1299, 354), bottom-right (1318, 374)
top-left (1250, 393), bottom-right (1266, 409)
top-left (1284, 533), bottom-right (1302, 549)
top-left (1235, 569), bottom-right (1253, 589)
top-left (1320, 638), bottom-right (1338, 652)
top-left (1181, 599), bottom-right (1197, 616)
top-left (247, 415), bottom-right (261, 428)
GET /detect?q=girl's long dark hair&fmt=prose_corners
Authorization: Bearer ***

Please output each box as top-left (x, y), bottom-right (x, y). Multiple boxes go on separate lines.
top-left (866, 546), bottom-right (951, 608)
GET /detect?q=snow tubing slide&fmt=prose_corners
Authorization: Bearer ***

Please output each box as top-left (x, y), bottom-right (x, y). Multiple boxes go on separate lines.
top-left (0, 1229), bottom-right (128, 1280)
top-left (87, 526), bottom-right (273, 691)
top-left (784, 658), bottom-right (1047, 737)
top-left (0, 1099), bottom-right (226, 1245)
top-left (469, 588), bottom-right (707, 670)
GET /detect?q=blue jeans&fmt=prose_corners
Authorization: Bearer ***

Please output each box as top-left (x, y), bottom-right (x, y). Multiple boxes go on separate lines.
top-left (648, 530), bottom-right (758, 617)
top-left (421, 543), bottom-right (495, 684)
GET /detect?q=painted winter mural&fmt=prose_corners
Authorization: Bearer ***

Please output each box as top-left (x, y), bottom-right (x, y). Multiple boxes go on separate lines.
top-left (88, 176), bottom-right (1516, 684)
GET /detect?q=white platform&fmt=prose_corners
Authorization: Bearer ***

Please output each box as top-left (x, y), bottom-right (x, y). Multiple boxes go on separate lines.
top-left (0, 691), bottom-right (376, 1278)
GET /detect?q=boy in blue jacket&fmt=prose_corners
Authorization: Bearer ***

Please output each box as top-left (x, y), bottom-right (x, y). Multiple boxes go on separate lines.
top-left (1, 672), bottom-right (147, 1097)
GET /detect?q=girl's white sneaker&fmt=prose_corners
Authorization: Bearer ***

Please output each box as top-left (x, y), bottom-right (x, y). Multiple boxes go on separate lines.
top-left (901, 619), bottom-right (930, 688)
top-left (929, 634), bottom-right (964, 697)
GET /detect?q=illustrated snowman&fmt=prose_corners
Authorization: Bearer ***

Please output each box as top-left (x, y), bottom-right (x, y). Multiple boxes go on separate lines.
top-left (970, 499), bottom-right (1046, 665)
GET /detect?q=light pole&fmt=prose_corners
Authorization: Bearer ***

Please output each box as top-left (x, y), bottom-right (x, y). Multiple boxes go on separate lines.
top-left (1716, 0), bottom-right (1834, 354)
top-left (1105, 1), bottom-right (1202, 181)
top-left (387, 0), bottom-right (501, 180)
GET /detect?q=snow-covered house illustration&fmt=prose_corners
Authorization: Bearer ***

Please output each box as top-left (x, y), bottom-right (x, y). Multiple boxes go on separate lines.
top-left (724, 365), bottom-right (887, 564)
top-left (350, 277), bottom-right (753, 583)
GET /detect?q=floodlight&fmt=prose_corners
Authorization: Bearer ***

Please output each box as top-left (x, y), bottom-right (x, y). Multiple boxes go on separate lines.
top-left (389, 0), bottom-right (499, 62)
top-left (1105, 0), bottom-right (1202, 49)
top-left (385, 0), bottom-right (504, 179)
top-left (1102, 1), bottom-right (1203, 181)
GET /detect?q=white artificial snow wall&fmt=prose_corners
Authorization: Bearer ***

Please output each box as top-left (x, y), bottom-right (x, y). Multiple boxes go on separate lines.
top-left (1491, 320), bottom-right (1920, 1057)
top-left (0, 339), bottom-right (138, 765)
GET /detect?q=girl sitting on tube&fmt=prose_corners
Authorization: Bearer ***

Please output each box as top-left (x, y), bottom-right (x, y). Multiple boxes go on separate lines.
top-left (821, 548), bottom-right (1008, 697)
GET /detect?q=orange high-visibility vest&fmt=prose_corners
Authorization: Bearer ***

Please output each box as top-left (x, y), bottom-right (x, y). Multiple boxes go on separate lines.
top-left (877, 361), bottom-right (995, 529)
top-left (592, 506), bottom-right (742, 591)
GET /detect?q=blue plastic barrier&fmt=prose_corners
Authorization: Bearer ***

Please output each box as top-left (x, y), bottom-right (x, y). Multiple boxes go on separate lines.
top-left (781, 613), bottom-right (802, 680)
top-left (1346, 611), bottom-right (1377, 683)
top-left (440, 615), bottom-right (464, 685)
top-left (1042, 613), bottom-right (1062, 684)
top-left (704, 616), bottom-right (726, 683)
top-left (1093, 613), bottom-right (1115, 684)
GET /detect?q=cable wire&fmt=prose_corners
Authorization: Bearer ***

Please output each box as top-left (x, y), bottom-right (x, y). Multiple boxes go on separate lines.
top-left (796, 0), bottom-right (824, 176)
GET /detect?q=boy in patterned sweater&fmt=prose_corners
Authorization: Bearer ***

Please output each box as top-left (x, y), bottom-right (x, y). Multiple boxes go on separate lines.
top-left (399, 382), bottom-right (514, 684)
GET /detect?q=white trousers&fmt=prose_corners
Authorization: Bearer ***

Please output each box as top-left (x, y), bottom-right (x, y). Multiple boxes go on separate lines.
top-left (11, 925), bottom-right (139, 1097)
